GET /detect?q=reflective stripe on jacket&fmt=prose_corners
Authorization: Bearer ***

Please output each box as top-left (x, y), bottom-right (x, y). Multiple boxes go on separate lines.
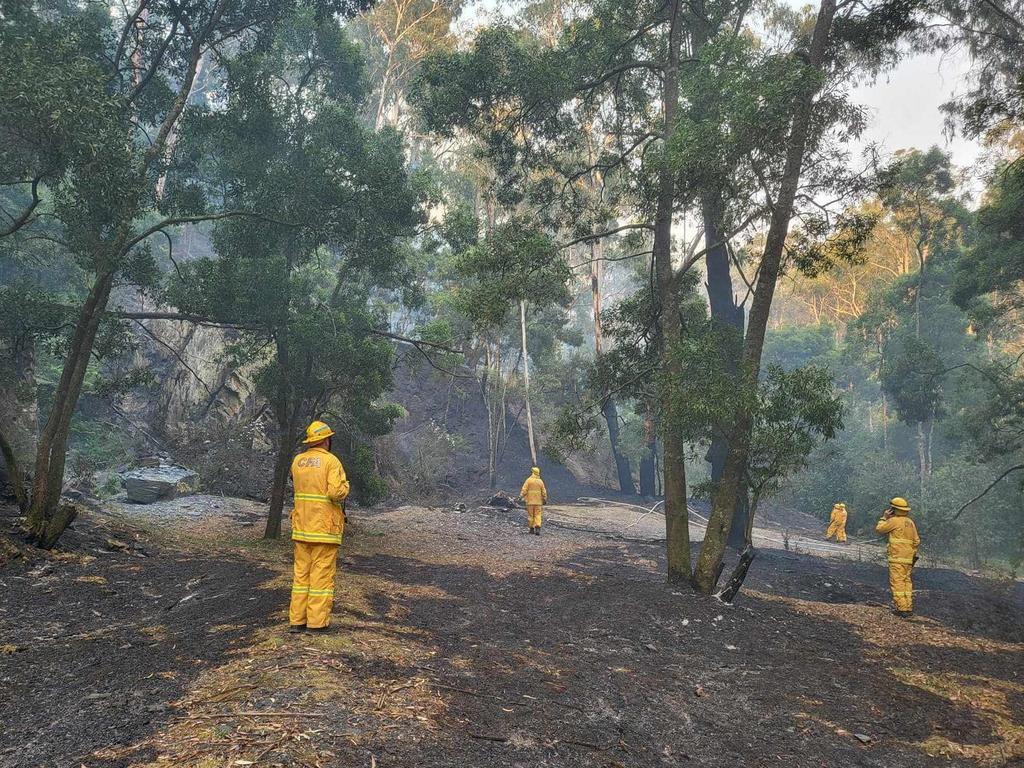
top-left (290, 447), bottom-right (349, 545)
top-left (875, 513), bottom-right (920, 564)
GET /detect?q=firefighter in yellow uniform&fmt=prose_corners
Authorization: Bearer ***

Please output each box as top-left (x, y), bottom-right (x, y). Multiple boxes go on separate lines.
top-left (519, 466), bottom-right (547, 535)
top-left (875, 496), bottom-right (920, 618)
top-left (825, 502), bottom-right (848, 543)
top-left (288, 420), bottom-right (349, 633)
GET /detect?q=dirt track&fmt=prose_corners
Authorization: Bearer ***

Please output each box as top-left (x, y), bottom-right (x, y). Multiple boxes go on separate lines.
top-left (1, 501), bottom-right (1022, 767)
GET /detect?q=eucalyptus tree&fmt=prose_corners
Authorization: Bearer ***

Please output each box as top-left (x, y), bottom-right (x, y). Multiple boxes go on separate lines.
top-left (0, 0), bottom-right (374, 547)
top-left (414, 0), bottom-right (915, 590)
top-left (166, 10), bottom-right (421, 538)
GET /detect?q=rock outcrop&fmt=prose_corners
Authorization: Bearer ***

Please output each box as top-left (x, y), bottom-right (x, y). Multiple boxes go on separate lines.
top-left (117, 316), bottom-right (260, 438)
top-left (121, 462), bottom-right (200, 504)
top-left (0, 341), bottom-right (37, 499)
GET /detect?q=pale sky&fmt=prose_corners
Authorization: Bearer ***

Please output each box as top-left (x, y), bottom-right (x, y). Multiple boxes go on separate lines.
top-left (852, 48), bottom-right (981, 169)
top-left (461, 1), bottom-right (984, 173)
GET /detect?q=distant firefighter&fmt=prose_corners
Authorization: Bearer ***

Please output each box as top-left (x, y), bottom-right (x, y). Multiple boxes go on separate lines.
top-left (288, 420), bottom-right (349, 633)
top-left (825, 502), bottom-right (848, 543)
top-left (519, 466), bottom-right (548, 536)
top-left (875, 497), bottom-right (920, 618)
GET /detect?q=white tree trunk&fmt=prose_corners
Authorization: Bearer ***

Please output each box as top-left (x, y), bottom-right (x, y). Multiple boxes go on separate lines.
top-left (520, 300), bottom-right (538, 465)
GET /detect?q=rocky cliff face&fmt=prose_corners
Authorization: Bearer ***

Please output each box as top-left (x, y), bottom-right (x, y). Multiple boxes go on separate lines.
top-left (119, 319), bottom-right (260, 438)
top-left (0, 340), bottom-right (36, 496)
top-left (113, 328), bottom-right (610, 503)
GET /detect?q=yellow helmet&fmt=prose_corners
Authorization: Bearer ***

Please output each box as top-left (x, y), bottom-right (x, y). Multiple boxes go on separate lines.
top-left (889, 496), bottom-right (910, 512)
top-left (833, 502), bottom-right (846, 510)
top-left (303, 420), bottom-right (335, 444)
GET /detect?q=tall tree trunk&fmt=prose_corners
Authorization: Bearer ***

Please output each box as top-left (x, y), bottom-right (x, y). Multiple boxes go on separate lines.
top-left (266, 403), bottom-right (302, 541)
top-left (692, 0), bottom-right (838, 594)
top-left (482, 343), bottom-right (497, 489)
top-left (26, 270), bottom-right (115, 545)
top-left (22, 7), bottom-right (219, 548)
top-left (654, 0), bottom-right (690, 583)
top-left (591, 243), bottom-right (636, 494)
top-left (916, 420), bottom-right (928, 509)
top-left (265, 421), bottom-right (294, 540)
top-left (519, 300), bottom-right (538, 465)
top-left (265, 328), bottom-right (295, 539)
top-left (702, 194), bottom-right (751, 549)
top-left (639, 411), bottom-right (657, 497)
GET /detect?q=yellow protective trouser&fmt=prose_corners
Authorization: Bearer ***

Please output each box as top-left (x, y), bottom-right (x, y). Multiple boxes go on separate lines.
top-left (290, 542), bottom-right (339, 629)
top-left (888, 560), bottom-right (913, 612)
top-left (527, 504), bottom-right (543, 529)
top-left (826, 521), bottom-right (847, 542)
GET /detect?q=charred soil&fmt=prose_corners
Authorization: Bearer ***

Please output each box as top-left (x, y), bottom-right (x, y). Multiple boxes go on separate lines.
top-left (0, 502), bottom-right (1021, 767)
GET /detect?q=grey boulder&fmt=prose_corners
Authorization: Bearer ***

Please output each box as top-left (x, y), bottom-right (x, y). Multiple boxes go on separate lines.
top-left (122, 464), bottom-right (200, 504)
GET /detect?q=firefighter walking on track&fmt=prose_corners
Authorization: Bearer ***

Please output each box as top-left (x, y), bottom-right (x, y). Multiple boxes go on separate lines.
top-left (825, 502), bottom-right (848, 543)
top-left (519, 466), bottom-right (548, 536)
top-left (288, 420), bottom-right (349, 633)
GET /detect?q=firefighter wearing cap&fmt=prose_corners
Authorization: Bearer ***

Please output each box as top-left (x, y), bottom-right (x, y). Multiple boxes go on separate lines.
top-left (288, 420), bottom-right (349, 633)
top-left (875, 497), bottom-right (920, 617)
top-left (519, 467), bottom-right (547, 535)
top-left (825, 502), bottom-right (848, 543)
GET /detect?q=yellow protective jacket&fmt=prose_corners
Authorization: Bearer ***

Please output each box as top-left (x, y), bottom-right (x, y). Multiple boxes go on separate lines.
top-left (290, 446), bottom-right (349, 545)
top-left (875, 512), bottom-right (920, 565)
top-left (520, 470), bottom-right (547, 506)
top-left (830, 507), bottom-right (848, 526)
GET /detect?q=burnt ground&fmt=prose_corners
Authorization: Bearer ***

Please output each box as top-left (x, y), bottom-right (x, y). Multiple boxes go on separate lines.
top-left (1, 502), bottom-right (1022, 768)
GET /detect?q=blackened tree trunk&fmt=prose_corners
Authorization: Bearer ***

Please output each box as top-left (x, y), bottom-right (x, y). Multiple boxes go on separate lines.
top-left (603, 399), bottom-right (635, 494)
top-left (0, 426), bottom-right (27, 514)
top-left (639, 412), bottom-right (657, 497)
top-left (701, 194), bottom-right (751, 550)
top-left (265, 417), bottom-right (296, 540)
top-left (692, 0), bottom-right (838, 594)
top-left (591, 244), bottom-right (636, 494)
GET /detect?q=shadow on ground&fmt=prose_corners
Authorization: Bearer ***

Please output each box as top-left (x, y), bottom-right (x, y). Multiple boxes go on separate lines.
top-left (0, 514), bottom-right (281, 768)
top-left (3, 506), bottom-right (1021, 768)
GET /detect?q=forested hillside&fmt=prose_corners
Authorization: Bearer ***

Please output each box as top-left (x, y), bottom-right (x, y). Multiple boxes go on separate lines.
top-left (1, 0), bottom-right (1022, 765)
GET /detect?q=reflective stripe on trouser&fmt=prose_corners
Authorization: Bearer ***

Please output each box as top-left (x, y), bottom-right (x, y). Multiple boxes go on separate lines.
top-left (825, 521), bottom-right (846, 542)
top-left (290, 541), bottom-right (339, 628)
top-left (888, 561), bottom-right (913, 612)
top-left (527, 504), bottom-right (543, 528)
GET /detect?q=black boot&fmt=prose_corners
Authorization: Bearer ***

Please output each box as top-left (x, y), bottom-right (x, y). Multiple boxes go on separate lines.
top-left (288, 624), bottom-right (305, 634)
top-left (534, 527), bottom-right (541, 536)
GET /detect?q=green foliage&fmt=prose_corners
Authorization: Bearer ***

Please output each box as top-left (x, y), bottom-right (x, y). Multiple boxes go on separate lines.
top-left (348, 443), bottom-right (389, 506)
top-left (880, 334), bottom-right (946, 425)
top-left (452, 218), bottom-right (569, 328)
top-left (953, 159), bottom-right (1024, 326)
top-left (788, 210), bottom-right (879, 277)
top-left (743, 365), bottom-right (845, 502)
top-left (762, 324), bottom-right (837, 371)
top-left (164, 9), bottom-right (421, 498)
